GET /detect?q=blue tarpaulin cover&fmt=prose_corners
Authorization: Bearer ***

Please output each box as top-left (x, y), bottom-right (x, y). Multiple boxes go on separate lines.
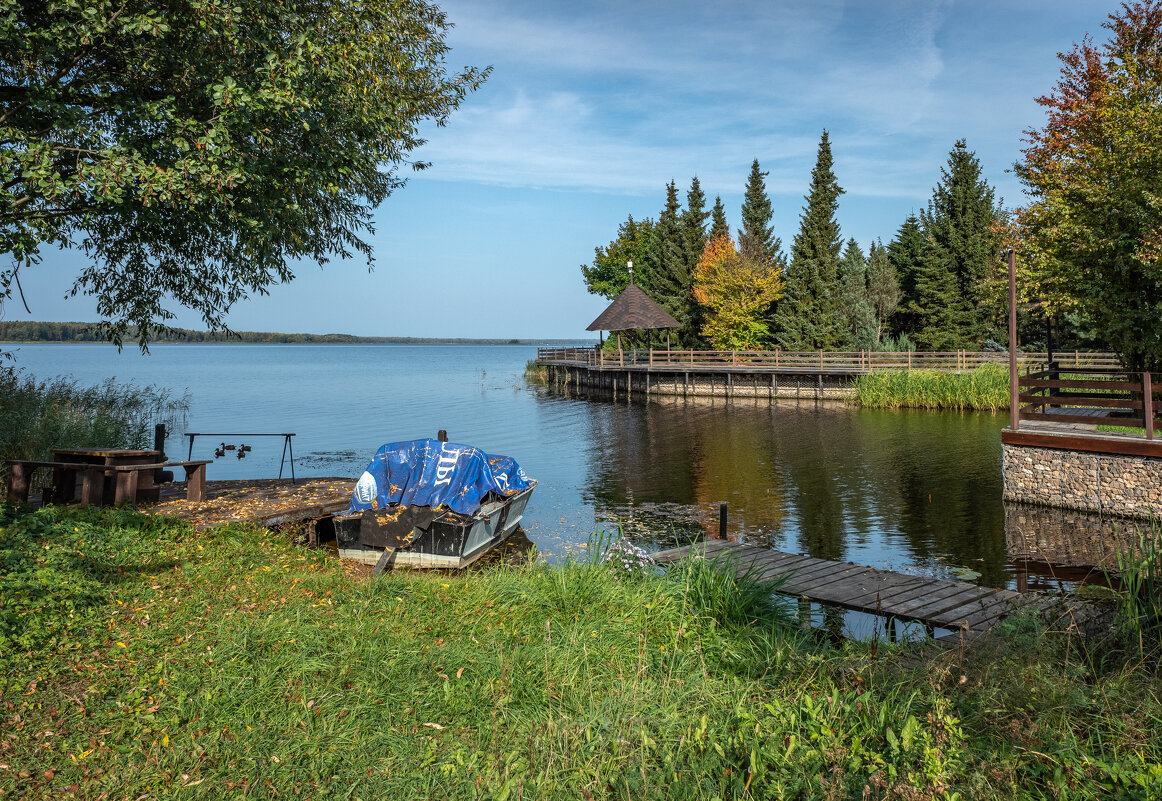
top-left (347, 439), bottom-right (532, 517)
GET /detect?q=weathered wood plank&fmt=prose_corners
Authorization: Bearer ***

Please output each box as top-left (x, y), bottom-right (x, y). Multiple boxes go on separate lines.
top-left (929, 591), bottom-right (1020, 628)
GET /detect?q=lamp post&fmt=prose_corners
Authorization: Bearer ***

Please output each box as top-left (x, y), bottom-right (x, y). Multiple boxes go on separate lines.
top-left (1006, 248), bottom-right (1019, 430)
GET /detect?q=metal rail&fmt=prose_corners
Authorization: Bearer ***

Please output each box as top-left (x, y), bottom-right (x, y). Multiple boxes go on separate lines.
top-left (185, 432), bottom-right (296, 483)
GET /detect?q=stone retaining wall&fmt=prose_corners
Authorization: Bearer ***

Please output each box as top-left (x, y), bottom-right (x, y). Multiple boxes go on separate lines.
top-left (1002, 443), bottom-right (1162, 519)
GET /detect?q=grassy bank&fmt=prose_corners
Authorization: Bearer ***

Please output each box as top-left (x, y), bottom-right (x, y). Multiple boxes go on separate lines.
top-left (853, 364), bottom-right (1010, 411)
top-left (2, 505), bottom-right (1160, 799)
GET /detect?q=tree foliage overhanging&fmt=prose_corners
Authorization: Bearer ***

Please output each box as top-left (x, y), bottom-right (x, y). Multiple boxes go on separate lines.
top-left (0, 0), bottom-right (488, 346)
top-left (1015, 0), bottom-right (1162, 371)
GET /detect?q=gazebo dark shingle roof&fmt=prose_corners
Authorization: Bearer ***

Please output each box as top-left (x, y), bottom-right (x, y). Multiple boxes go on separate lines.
top-left (586, 284), bottom-right (679, 331)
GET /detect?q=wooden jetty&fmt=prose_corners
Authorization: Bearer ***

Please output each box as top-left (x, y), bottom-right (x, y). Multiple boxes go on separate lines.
top-left (537, 347), bottom-right (1119, 401)
top-left (148, 477), bottom-right (352, 531)
top-left (653, 540), bottom-right (1101, 635)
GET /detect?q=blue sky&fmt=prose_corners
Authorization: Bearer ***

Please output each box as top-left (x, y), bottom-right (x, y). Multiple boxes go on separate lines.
top-left (13, 0), bottom-right (1111, 339)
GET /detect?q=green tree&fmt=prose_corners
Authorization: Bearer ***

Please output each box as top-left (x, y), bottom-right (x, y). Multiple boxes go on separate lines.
top-left (646, 181), bottom-right (700, 345)
top-left (1015, 1), bottom-right (1162, 371)
top-left (680, 177), bottom-right (710, 270)
top-left (886, 215), bottom-right (926, 339)
top-left (0, 0), bottom-right (488, 346)
top-left (772, 131), bottom-right (845, 350)
top-left (866, 241), bottom-right (902, 346)
top-left (837, 239), bottom-right (876, 349)
top-left (917, 140), bottom-right (1002, 349)
top-left (581, 215), bottom-right (656, 299)
top-left (709, 195), bottom-right (729, 241)
top-left (738, 159), bottom-right (782, 266)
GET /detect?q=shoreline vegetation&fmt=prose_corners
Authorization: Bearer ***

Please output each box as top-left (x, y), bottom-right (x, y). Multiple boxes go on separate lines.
top-left (1, 505), bottom-right (1159, 799)
top-left (0, 321), bottom-right (594, 347)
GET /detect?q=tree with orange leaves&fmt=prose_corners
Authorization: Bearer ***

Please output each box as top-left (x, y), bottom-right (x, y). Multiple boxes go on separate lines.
top-left (692, 233), bottom-right (785, 349)
top-left (1015, 1), bottom-right (1162, 371)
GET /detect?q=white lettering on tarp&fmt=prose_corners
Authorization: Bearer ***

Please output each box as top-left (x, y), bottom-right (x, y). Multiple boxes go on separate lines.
top-left (353, 471), bottom-right (377, 507)
top-left (433, 446), bottom-right (464, 486)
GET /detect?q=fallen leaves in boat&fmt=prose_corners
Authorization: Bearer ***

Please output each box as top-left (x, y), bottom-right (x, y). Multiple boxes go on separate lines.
top-left (147, 477), bottom-right (354, 529)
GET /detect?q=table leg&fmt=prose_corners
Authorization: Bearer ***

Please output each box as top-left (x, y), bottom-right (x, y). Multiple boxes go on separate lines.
top-left (7, 463), bottom-right (30, 504)
top-left (54, 466), bottom-right (77, 504)
top-left (80, 468), bottom-right (104, 506)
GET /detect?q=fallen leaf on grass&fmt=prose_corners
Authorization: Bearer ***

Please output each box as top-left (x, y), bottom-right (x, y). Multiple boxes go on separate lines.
top-left (422, 722), bottom-right (445, 730)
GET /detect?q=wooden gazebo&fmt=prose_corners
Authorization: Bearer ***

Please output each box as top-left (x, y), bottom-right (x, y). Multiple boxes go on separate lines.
top-left (586, 264), bottom-right (679, 366)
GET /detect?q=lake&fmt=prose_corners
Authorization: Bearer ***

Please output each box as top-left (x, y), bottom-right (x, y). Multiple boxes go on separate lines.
top-left (7, 342), bottom-right (1089, 598)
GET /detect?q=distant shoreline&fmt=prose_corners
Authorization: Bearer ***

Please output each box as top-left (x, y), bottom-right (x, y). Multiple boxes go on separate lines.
top-left (0, 322), bottom-right (594, 347)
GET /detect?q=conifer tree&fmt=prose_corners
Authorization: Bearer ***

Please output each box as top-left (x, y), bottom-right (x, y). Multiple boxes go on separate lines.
top-left (886, 215), bottom-right (926, 339)
top-left (680, 177), bottom-right (709, 268)
top-left (837, 239), bottom-right (876, 349)
top-left (772, 131), bottom-right (845, 350)
top-left (645, 180), bottom-right (698, 344)
top-left (709, 195), bottom-right (729, 241)
top-left (737, 159), bottom-right (782, 265)
top-left (866, 241), bottom-right (901, 346)
top-left (917, 140), bottom-right (1002, 348)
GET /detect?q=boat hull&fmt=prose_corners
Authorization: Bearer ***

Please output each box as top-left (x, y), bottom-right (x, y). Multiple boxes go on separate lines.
top-left (334, 481), bottom-right (536, 569)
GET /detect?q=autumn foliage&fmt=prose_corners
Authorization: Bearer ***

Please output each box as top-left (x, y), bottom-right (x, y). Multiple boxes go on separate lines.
top-left (692, 234), bottom-right (785, 349)
top-left (1015, 1), bottom-right (1162, 370)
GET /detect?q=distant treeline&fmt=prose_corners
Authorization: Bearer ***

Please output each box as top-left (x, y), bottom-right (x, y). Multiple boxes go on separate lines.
top-left (0, 321), bottom-right (593, 346)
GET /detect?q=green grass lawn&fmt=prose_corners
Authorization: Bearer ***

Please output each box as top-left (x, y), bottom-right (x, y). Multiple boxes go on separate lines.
top-left (2, 505), bottom-right (1160, 799)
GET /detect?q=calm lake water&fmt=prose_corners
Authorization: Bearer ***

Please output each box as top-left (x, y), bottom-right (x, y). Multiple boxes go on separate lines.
top-left (9, 343), bottom-right (1058, 600)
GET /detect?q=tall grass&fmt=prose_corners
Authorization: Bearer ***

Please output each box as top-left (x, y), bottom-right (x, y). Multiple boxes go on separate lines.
top-left (1116, 522), bottom-right (1162, 663)
top-left (0, 367), bottom-right (189, 491)
top-left (3, 507), bottom-right (1161, 799)
top-left (853, 363), bottom-right (1009, 411)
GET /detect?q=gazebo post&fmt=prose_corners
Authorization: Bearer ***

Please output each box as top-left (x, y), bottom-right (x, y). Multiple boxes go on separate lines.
top-left (617, 332), bottom-right (623, 367)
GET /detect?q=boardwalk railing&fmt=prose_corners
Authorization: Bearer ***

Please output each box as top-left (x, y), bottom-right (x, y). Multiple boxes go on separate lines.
top-left (537, 346), bottom-right (1121, 373)
top-left (1017, 364), bottom-right (1158, 438)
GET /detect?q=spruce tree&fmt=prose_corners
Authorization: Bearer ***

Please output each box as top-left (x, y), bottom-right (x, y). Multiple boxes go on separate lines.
top-left (916, 140), bottom-right (1001, 348)
top-left (679, 177), bottom-right (710, 273)
top-left (645, 180), bottom-right (697, 344)
top-left (837, 239), bottom-right (876, 349)
top-left (772, 131), bottom-right (846, 350)
top-left (886, 215), bottom-right (926, 339)
top-left (709, 195), bottom-right (729, 241)
top-left (737, 159), bottom-right (782, 265)
top-left (866, 241), bottom-right (901, 346)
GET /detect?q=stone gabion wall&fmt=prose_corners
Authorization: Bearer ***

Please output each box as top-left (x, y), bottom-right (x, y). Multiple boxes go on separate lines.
top-left (1002, 444), bottom-right (1162, 519)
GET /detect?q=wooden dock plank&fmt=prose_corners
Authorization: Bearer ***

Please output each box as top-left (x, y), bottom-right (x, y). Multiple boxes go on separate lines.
top-left (650, 540), bottom-right (1095, 635)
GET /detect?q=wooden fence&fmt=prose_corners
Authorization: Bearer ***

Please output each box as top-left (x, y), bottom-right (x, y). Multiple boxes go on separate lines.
top-left (1017, 365), bottom-right (1157, 438)
top-left (536, 346), bottom-right (1121, 373)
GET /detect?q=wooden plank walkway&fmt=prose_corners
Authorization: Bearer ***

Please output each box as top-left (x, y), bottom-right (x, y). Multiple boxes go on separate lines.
top-left (653, 540), bottom-right (1100, 633)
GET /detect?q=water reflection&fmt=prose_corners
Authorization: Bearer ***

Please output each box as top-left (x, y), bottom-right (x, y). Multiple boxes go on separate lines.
top-left (544, 385), bottom-right (1141, 592)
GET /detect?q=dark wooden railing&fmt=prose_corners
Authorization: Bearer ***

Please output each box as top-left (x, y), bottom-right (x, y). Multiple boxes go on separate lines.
top-left (536, 346), bottom-right (1120, 373)
top-left (1016, 364), bottom-right (1157, 439)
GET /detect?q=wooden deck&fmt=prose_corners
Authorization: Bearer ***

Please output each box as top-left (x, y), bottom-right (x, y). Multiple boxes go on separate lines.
top-left (653, 540), bottom-right (1101, 634)
top-left (147, 477), bottom-right (352, 529)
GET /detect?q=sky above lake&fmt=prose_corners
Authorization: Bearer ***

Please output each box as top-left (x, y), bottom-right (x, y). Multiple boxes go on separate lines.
top-left (15, 1), bottom-right (1110, 341)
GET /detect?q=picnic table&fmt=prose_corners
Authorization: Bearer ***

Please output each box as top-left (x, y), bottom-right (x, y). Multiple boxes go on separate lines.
top-left (6, 448), bottom-right (211, 507)
top-left (53, 448), bottom-right (162, 505)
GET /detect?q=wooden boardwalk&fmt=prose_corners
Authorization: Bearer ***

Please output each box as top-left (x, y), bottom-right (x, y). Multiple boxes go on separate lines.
top-left (654, 540), bottom-right (1100, 634)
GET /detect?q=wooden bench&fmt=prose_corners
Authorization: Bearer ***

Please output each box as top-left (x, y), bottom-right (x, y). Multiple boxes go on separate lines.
top-left (5, 459), bottom-right (212, 506)
top-left (110, 461), bottom-right (212, 503)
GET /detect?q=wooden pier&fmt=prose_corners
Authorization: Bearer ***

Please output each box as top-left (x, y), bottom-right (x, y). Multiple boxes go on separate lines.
top-left (653, 540), bottom-right (1101, 634)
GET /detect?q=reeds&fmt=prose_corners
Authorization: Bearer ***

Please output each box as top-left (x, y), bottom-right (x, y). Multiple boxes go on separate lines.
top-left (0, 367), bottom-right (189, 491)
top-left (1116, 521), bottom-right (1162, 662)
top-left (853, 363), bottom-right (1009, 410)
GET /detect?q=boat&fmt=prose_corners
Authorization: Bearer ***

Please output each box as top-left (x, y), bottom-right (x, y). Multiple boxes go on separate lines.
top-left (329, 437), bottom-right (536, 570)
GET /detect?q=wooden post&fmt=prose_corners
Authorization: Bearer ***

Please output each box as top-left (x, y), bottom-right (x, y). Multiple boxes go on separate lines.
top-left (617, 333), bottom-right (623, 367)
top-left (1008, 248), bottom-right (1019, 431)
top-left (1144, 372), bottom-right (1154, 440)
top-left (907, 350), bottom-right (912, 370)
top-left (7, 463), bottom-right (30, 504)
top-left (718, 503), bottom-right (727, 539)
top-left (80, 468), bottom-right (103, 506)
top-left (185, 463), bottom-right (207, 502)
top-left (115, 469), bottom-right (140, 504)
